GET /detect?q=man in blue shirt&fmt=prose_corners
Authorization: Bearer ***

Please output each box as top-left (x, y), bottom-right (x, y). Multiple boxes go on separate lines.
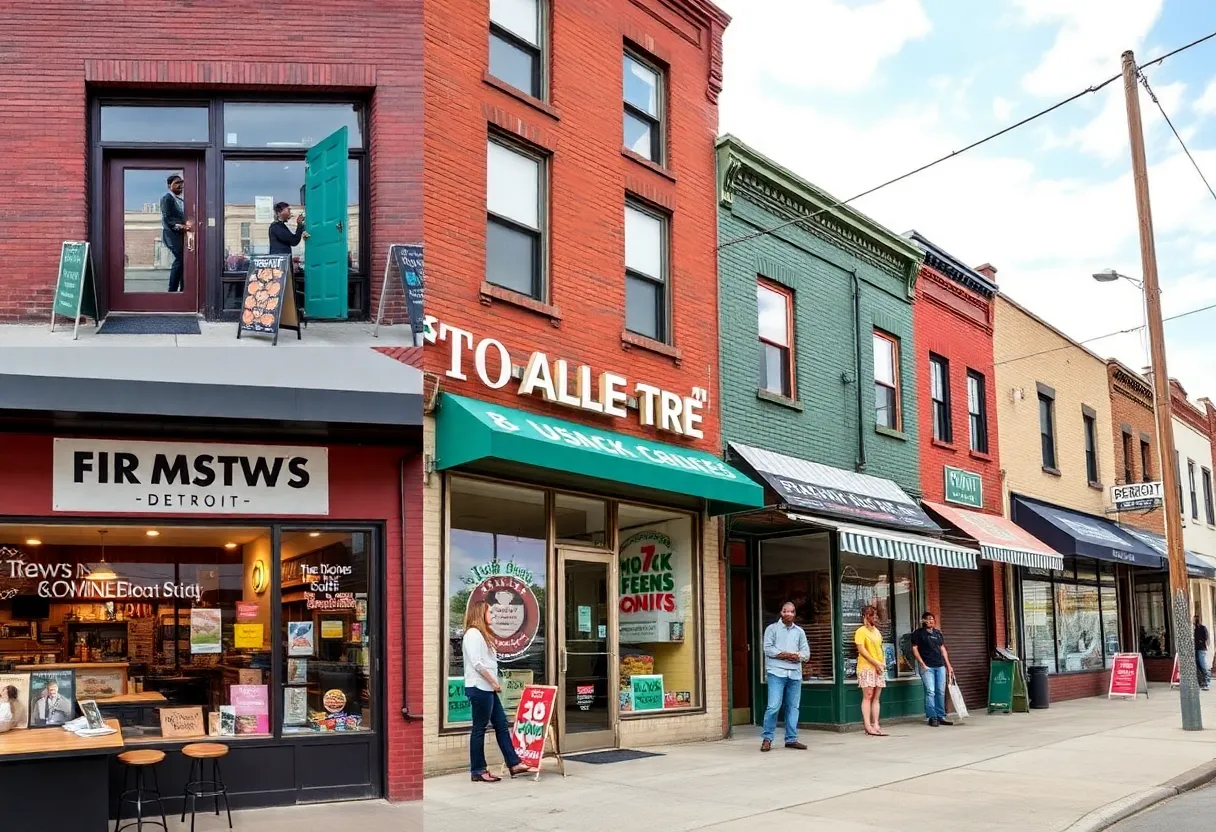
top-left (761, 601), bottom-right (810, 751)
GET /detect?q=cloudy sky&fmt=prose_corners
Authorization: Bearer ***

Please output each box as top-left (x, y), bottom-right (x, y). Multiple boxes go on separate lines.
top-left (716, 0), bottom-right (1216, 402)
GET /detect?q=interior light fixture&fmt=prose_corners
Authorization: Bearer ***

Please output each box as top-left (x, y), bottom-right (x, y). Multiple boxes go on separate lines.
top-left (145, 530), bottom-right (160, 537)
top-left (24, 538), bottom-right (41, 546)
top-left (224, 542), bottom-right (238, 550)
top-left (308, 532), bottom-right (321, 538)
top-left (87, 530), bottom-right (118, 582)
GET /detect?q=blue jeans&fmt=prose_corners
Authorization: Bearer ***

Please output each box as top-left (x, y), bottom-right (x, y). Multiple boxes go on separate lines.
top-left (761, 672), bottom-right (802, 743)
top-left (467, 687), bottom-right (521, 773)
top-left (1198, 651), bottom-right (1211, 688)
top-left (920, 665), bottom-right (947, 721)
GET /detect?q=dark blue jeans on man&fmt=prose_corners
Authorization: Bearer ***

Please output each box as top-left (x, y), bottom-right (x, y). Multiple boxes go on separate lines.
top-left (466, 687), bottom-right (521, 774)
top-left (920, 665), bottom-right (947, 722)
top-left (761, 672), bottom-right (802, 744)
top-left (167, 242), bottom-right (184, 292)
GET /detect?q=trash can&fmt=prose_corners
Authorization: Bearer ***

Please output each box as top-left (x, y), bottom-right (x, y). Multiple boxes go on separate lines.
top-left (1028, 665), bottom-right (1050, 709)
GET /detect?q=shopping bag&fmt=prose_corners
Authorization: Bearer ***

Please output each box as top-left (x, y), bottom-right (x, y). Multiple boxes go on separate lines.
top-left (948, 675), bottom-right (969, 720)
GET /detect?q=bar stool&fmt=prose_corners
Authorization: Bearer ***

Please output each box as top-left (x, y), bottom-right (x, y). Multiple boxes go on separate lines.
top-left (115, 749), bottom-right (168, 832)
top-left (180, 742), bottom-right (233, 831)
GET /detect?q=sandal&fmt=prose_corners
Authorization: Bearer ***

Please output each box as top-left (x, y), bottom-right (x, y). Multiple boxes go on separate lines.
top-left (471, 771), bottom-right (502, 783)
top-left (873, 730), bottom-right (890, 737)
top-left (508, 764), bottom-right (535, 778)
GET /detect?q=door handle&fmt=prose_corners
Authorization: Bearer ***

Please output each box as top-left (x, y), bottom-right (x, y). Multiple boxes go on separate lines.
top-left (186, 231), bottom-right (195, 253)
top-left (336, 220), bottom-right (344, 234)
top-left (560, 648), bottom-right (568, 674)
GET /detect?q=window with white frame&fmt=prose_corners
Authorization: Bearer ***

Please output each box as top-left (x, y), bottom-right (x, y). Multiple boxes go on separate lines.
top-left (624, 202), bottom-right (668, 342)
top-left (873, 331), bottom-right (901, 430)
top-left (486, 137), bottom-right (544, 298)
top-left (489, 0), bottom-right (543, 99)
top-left (623, 52), bottom-right (664, 163)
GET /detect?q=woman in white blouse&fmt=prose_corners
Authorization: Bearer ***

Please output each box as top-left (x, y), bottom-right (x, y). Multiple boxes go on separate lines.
top-left (464, 600), bottom-right (532, 782)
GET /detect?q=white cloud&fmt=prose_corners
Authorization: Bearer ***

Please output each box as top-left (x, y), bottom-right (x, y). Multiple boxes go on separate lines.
top-left (993, 96), bottom-right (1014, 121)
top-left (716, 0), bottom-right (931, 94)
top-left (1195, 80), bottom-right (1216, 115)
top-left (1042, 80), bottom-right (1186, 163)
top-left (1014, 0), bottom-right (1164, 97)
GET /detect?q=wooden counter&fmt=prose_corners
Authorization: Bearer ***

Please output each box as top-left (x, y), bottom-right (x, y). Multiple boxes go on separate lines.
top-left (0, 718), bottom-right (123, 760)
top-left (95, 691), bottom-right (167, 705)
top-left (14, 661), bottom-right (130, 671)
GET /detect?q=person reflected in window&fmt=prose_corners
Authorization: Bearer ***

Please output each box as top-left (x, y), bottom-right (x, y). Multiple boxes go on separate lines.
top-left (268, 202), bottom-right (308, 255)
top-left (160, 174), bottom-right (191, 292)
top-left (462, 600), bottom-right (532, 783)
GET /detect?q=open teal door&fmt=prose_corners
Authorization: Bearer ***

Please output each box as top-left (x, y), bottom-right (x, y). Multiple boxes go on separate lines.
top-left (304, 126), bottom-right (349, 319)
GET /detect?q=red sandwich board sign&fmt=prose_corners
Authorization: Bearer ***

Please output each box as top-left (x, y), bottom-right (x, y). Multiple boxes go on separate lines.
top-left (1108, 653), bottom-right (1149, 700)
top-left (506, 685), bottom-right (565, 780)
top-left (1170, 654), bottom-right (1181, 689)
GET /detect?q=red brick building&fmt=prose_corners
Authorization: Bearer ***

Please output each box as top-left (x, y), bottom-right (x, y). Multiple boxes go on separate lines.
top-left (0, 1), bottom-right (421, 322)
top-left (909, 234), bottom-right (1023, 713)
top-left (418, 0), bottom-right (757, 774)
top-left (1107, 360), bottom-right (1162, 535)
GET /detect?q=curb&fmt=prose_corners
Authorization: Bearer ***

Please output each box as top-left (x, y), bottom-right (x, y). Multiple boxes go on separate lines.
top-left (1063, 760), bottom-right (1216, 832)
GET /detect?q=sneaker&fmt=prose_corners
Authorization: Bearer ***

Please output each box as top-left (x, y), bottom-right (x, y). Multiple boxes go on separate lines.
top-left (928, 718), bottom-right (940, 727)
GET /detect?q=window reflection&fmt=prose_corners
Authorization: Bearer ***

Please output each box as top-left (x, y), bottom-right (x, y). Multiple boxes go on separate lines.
top-left (100, 106), bottom-right (209, 143)
top-left (223, 103), bottom-right (363, 149)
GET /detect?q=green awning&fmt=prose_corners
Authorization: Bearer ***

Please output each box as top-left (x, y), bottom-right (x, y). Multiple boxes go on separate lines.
top-left (435, 393), bottom-right (764, 515)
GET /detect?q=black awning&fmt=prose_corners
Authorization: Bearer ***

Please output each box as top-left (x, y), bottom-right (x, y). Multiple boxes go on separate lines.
top-left (1011, 495), bottom-right (1164, 569)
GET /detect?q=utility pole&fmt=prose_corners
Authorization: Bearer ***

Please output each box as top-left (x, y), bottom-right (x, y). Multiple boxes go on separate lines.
top-left (1121, 49), bottom-right (1202, 730)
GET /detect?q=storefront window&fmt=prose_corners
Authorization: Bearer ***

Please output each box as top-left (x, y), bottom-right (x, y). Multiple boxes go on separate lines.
top-left (1135, 576), bottom-right (1170, 658)
top-left (279, 531), bottom-right (373, 734)
top-left (554, 494), bottom-right (608, 547)
top-left (840, 553), bottom-right (919, 680)
top-left (222, 103), bottom-right (364, 149)
top-left (100, 105), bottom-right (210, 143)
top-left (617, 504), bottom-right (699, 713)
top-left (1020, 559), bottom-right (1120, 672)
top-left (758, 534), bottom-right (832, 681)
top-left (444, 478), bottom-right (547, 727)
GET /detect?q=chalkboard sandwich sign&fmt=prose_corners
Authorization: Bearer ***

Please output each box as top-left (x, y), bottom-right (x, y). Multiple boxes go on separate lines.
top-left (50, 241), bottom-right (100, 340)
top-left (236, 253), bottom-right (301, 345)
top-left (373, 243), bottom-right (426, 344)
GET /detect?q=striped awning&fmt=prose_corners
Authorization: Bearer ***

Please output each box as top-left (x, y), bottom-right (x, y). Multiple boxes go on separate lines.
top-left (922, 501), bottom-right (1064, 571)
top-left (787, 513), bottom-right (979, 570)
top-left (977, 544), bottom-right (1061, 571)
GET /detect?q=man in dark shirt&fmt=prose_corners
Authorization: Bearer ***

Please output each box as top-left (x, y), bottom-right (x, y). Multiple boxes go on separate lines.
top-left (911, 611), bottom-right (954, 726)
top-left (268, 201), bottom-right (308, 255)
top-left (1195, 614), bottom-right (1210, 691)
top-left (159, 174), bottom-right (190, 292)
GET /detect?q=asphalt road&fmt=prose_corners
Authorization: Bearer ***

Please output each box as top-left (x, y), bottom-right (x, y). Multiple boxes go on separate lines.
top-left (1112, 783), bottom-right (1216, 830)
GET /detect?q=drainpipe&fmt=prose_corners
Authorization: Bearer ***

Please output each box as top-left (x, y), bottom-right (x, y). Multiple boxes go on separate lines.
top-left (399, 455), bottom-right (416, 720)
top-left (851, 270), bottom-right (867, 473)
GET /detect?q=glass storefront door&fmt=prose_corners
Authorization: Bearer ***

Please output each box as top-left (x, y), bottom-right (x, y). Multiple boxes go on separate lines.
top-left (558, 549), bottom-right (617, 753)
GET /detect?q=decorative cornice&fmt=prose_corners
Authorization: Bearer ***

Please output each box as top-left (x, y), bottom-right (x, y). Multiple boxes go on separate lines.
top-left (904, 229), bottom-right (997, 297)
top-left (715, 135), bottom-right (924, 296)
top-left (920, 267), bottom-right (993, 331)
top-left (1110, 364), bottom-right (1153, 409)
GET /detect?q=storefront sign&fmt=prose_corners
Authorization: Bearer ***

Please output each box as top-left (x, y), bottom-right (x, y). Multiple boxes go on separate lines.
top-left (619, 531), bottom-right (688, 642)
top-left (510, 685), bottom-right (558, 769)
top-left (766, 474), bottom-right (936, 530)
top-left (629, 674), bottom-right (664, 712)
top-left (304, 562), bottom-right (356, 611)
top-left (52, 439), bottom-right (329, 515)
top-left (426, 317), bottom-right (708, 439)
top-left (987, 660), bottom-right (1015, 713)
top-left (1111, 481), bottom-right (1164, 511)
top-left (465, 562), bottom-right (541, 662)
top-left (1108, 653), bottom-right (1148, 699)
top-left (944, 467), bottom-right (983, 509)
top-left (576, 684), bottom-right (595, 712)
top-left (577, 605), bottom-right (592, 633)
top-left (236, 602), bottom-right (260, 622)
top-left (0, 551), bottom-right (202, 601)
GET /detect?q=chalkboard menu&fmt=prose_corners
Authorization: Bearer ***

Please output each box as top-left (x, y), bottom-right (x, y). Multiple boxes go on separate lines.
top-left (392, 244), bottom-right (426, 346)
top-left (235, 254), bottom-right (301, 345)
top-left (50, 241), bottom-right (99, 339)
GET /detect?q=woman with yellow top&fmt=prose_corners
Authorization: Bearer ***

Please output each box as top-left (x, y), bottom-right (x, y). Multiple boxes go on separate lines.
top-left (854, 604), bottom-right (888, 736)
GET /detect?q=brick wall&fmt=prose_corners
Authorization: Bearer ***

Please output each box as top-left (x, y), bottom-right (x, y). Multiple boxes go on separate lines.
top-left (1049, 669), bottom-right (1110, 701)
top-left (993, 296), bottom-right (1115, 517)
top-left (422, 0), bottom-right (728, 457)
top-left (0, 1), bottom-right (421, 322)
top-left (1107, 361), bottom-right (1164, 534)
top-left (716, 139), bottom-right (925, 496)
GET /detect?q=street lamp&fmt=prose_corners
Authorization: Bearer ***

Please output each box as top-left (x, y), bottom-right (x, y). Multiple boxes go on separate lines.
top-left (1093, 265), bottom-right (1200, 728)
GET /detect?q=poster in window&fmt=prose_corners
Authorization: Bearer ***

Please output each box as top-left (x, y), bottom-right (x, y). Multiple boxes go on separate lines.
top-left (28, 669), bottom-right (74, 728)
top-left (287, 659), bottom-right (308, 686)
top-left (189, 608), bottom-right (222, 655)
top-left (288, 621), bottom-right (315, 656)
top-left (283, 687), bottom-right (309, 726)
top-left (619, 530), bottom-right (689, 643)
top-left (463, 566), bottom-right (541, 662)
top-left (231, 685), bottom-right (269, 734)
top-left (0, 673), bottom-right (29, 730)
top-left (500, 669), bottom-right (533, 717)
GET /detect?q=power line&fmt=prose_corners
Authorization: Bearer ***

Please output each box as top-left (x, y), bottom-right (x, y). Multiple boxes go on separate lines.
top-left (718, 28), bottom-right (1216, 251)
top-left (1139, 70), bottom-right (1216, 206)
top-left (994, 300), bottom-right (1216, 368)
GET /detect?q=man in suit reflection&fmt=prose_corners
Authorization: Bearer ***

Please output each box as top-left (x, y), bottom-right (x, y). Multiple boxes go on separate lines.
top-left (159, 174), bottom-right (191, 292)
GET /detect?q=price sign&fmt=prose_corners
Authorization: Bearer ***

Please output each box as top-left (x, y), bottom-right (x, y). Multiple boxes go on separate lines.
top-left (510, 684), bottom-right (558, 769)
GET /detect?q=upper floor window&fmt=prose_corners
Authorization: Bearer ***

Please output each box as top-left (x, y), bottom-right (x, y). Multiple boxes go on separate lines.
top-left (490, 0), bottom-right (543, 99)
top-left (757, 281), bottom-right (794, 398)
top-left (1039, 393), bottom-right (1057, 470)
top-left (1141, 439), bottom-right (1152, 482)
top-left (1083, 411), bottom-right (1099, 484)
top-left (1122, 432), bottom-right (1134, 484)
top-left (968, 371), bottom-right (989, 454)
top-left (873, 331), bottom-right (901, 431)
top-left (929, 354), bottom-right (951, 443)
top-left (624, 202), bottom-right (668, 342)
top-left (1189, 459), bottom-right (1199, 520)
top-left (623, 52), bottom-right (664, 164)
top-left (1204, 468), bottom-right (1215, 525)
top-left (486, 137), bottom-right (545, 299)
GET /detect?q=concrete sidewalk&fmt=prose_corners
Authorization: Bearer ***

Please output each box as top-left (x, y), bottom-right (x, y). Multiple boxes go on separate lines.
top-left (424, 685), bottom-right (1216, 832)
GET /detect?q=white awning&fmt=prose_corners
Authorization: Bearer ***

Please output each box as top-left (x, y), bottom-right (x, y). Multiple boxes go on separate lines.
top-left (787, 513), bottom-right (979, 570)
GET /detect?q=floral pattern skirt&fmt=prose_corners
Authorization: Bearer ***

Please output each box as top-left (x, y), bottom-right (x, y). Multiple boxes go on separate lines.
top-left (857, 668), bottom-right (887, 689)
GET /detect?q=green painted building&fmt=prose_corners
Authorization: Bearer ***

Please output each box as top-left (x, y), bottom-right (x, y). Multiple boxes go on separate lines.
top-left (715, 135), bottom-right (975, 731)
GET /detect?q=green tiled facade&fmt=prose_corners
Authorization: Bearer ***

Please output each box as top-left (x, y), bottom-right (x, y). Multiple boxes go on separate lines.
top-left (716, 135), bottom-right (929, 728)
